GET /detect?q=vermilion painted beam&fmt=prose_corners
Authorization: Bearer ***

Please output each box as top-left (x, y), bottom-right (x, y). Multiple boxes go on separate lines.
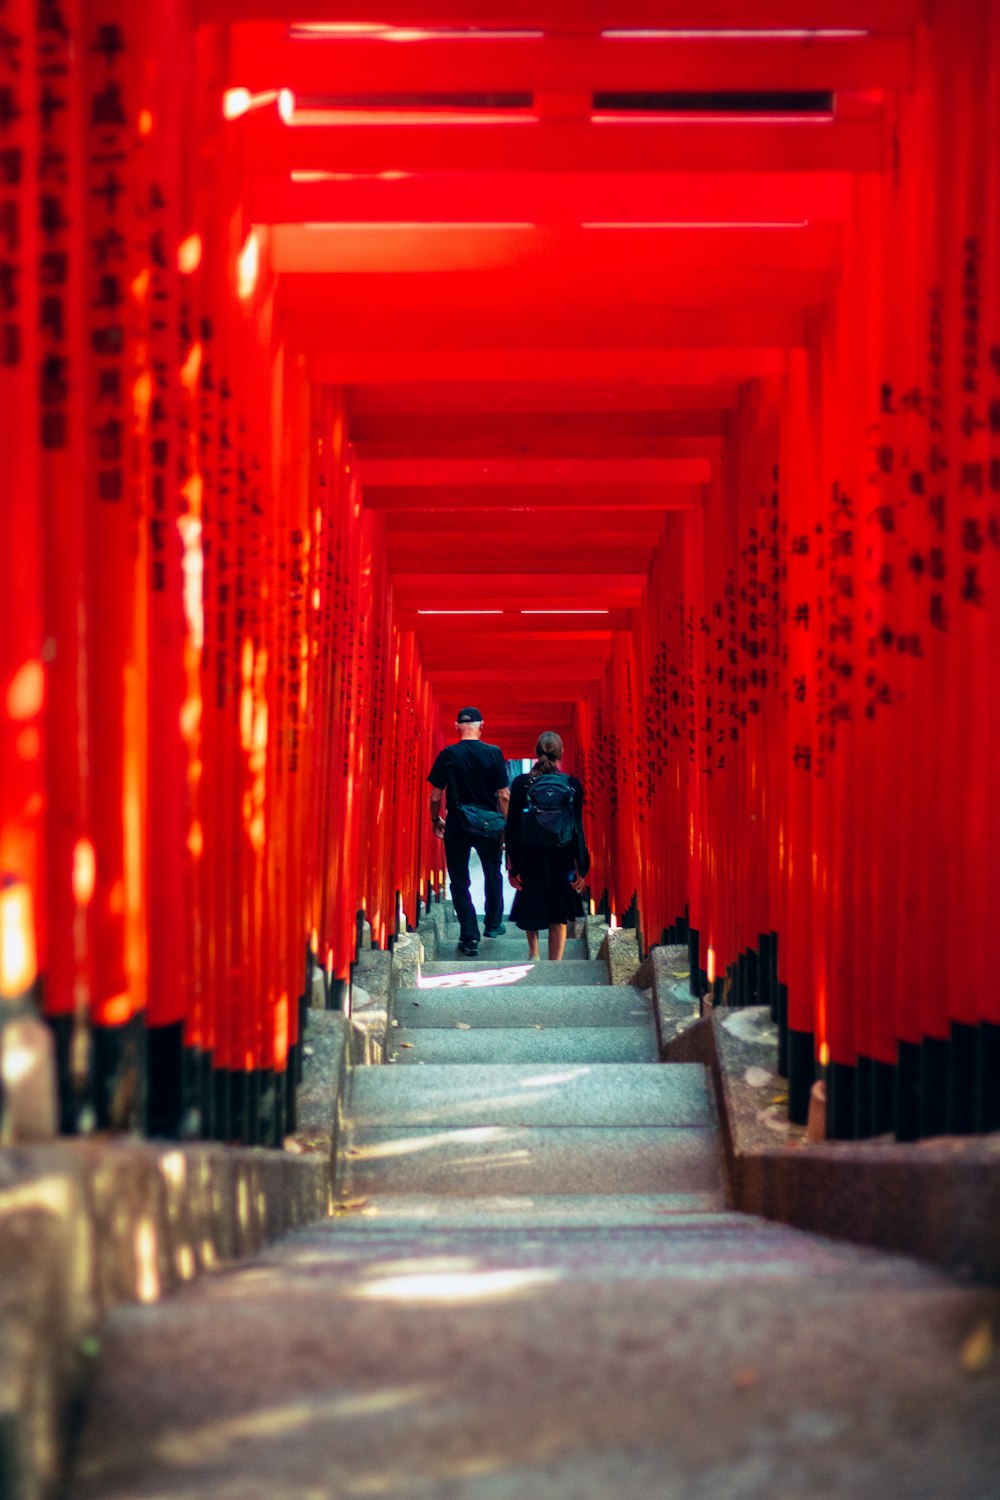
top-left (289, 306), bottom-right (806, 352)
top-left (351, 415), bottom-right (726, 449)
top-left (384, 516), bottom-right (664, 540)
top-left (202, 0), bottom-right (922, 31)
top-left (428, 674), bottom-right (603, 692)
top-left (269, 230), bottom-right (840, 283)
top-left (397, 611), bottom-right (632, 630)
top-left (365, 484), bottom-right (701, 511)
top-left (420, 631), bottom-right (617, 647)
top-left (360, 457), bottom-right (712, 485)
top-left (391, 555), bottom-right (651, 574)
top-left (348, 383), bottom-right (738, 415)
top-left (241, 114), bottom-right (887, 175)
top-left (251, 171), bottom-right (852, 228)
top-left (229, 31), bottom-right (913, 95)
top-left (394, 583), bottom-right (644, 606)
top-left (318, 349), bottom-right (786, 383)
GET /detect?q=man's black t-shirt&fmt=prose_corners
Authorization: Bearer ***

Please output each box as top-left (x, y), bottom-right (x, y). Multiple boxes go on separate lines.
top-left (428, 740), bottom-right (508, 812)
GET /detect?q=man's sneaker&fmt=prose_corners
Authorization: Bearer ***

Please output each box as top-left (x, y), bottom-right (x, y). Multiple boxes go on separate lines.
top-left (482, 924), bottom-right (507, 938)
top-left (456, 940), bottom-right (479, 958)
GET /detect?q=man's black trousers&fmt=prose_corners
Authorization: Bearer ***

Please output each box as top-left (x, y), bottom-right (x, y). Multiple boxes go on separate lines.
top-left (444, 825), bottom-right (504, 945)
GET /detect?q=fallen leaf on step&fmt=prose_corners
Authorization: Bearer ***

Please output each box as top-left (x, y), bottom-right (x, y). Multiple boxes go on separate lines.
top-left (303, 1046), bottom-right (315, 1057)
top-left (454, 1021), bottom-right (471, 1030)
top-left (399, 1041), bottom-right (415, 1049)
top-left (671, 971), bottom-right (690, 979)
top-left (733, 1366), bottom-right (759, 1391)
top-left (961, 1319), bottom-right (994, 1374)
top-left (334, 1196), bottom-right (369, 1214)
top-left (534, 1024), bottom-right (544, 1030)
top-left (391, 1018), bottom-right (400, 1028)
top-left (360, 1206), bottom-right (379, 1217)
top-left (412, 1000), bottom-right (420, 1006)
top-left (771, 1093), bottom-right (789, 1106)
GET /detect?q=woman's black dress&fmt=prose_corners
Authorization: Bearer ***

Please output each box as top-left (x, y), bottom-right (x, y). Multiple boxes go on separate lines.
top-left (506, 771), bottom-right (590, 931)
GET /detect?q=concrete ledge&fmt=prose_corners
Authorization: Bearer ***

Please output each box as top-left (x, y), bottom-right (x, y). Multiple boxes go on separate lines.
top-left (0, 1138), bottom-right (333, 1499)
top-left (293, 1012), bottom-right (380, 1156)
top-left (350, 950), bottom-right (392, 1062)
top-left (661, 1003), bottom-right (1000, 1281)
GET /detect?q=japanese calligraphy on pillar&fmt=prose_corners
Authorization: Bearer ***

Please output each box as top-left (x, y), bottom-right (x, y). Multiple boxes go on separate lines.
top-left (0, 0), bottom-right (30, 373)
top-left (36, 0), bottom-right (74, 451)
top-left (84, 14), bottom-right (131, 501)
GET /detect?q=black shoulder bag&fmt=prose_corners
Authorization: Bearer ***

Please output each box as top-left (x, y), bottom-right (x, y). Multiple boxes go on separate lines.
top-left (446, 754), bottom-right (506, 839)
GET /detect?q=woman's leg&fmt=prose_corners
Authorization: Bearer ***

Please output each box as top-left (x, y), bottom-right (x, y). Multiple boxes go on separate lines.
top-left (547, 923), bottom-right (567, 961)
top-left (526, 931), bottom-right (540, 959)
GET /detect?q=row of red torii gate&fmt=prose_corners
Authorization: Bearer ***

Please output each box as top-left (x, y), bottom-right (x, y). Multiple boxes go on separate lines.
top-left (0, 0), bottom-right (998, 1145)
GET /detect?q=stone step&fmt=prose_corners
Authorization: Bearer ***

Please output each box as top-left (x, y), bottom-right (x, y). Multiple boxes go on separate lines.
top-left (72, 1209), bottom-right (998, 1500)
top-left (317, 1193), bottom-right (729, 1227)
top-left (395, 985), bottom-right (645, 1028)
top-left (341, 1123), bottom-right (724, 1198)
top-left (473, 936), bottom-right (589, 961)
top-left (348, 1062), bottom-right (712, 1129)
top-left (389, 1026), bottom-right (659, 1065)
top-left (418, 959), bottom-right (608, 988)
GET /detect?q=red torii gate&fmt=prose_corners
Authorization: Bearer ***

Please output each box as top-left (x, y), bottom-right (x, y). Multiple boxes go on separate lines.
top-left (0, 0), bottom-right (997, 1145)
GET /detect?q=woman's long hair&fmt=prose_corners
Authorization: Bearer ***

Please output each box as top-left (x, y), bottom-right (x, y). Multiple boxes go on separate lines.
top-left (527, 731), bottom-right (564, 782)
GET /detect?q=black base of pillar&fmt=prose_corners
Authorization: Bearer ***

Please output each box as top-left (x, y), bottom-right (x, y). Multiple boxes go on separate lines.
top-left (976, 1021), bottom-right (1000, 1132)
top-left (258, 1067), bottom-right (276, 1146)
top-left (895, 1039), bottom-right (921, 1141)
top-left (777, 983), bottom-right (789, 1079)
top-left (946, 1020), bottom-right (978, 1135)
top-left (284, 1057), bottom-right (298, 1135)
top-left (746, 946), bottom-right (759, 1007)
top-left (688, 928), bottom-right (700, 999)
top-left (246, 1069), bottom-right (261, 1144)
top-left (827, 1059), bottom-right (856, 1140)
top-left (855, 1054), bottom-right (874, 1138)
top-left (872, 1057), bottom-right (896, 1136)
top-left (919, 1035), bottom-right (950, 1139)
top-left (46, 1013), bottom-right (78, 1134)
top-left (224, 1067), bottom-right (241, 1142)
top-left (757, 934), bottom-right (773, 1014)
top-left (297, 994), bottom-right (308, 1083)
top-left (91, 1017), bottom-right (143, 1132)
top-left (329, 977), bottom-right (348, 1012)
top-left (787, 1027), bottom-right (815, 1126)
top-left (145, 1020), bottom-right (184, 1139)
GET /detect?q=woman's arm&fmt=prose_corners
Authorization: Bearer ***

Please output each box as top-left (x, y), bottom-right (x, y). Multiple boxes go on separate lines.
top-left (505, 775), bottom-right (525, 875)
top-left (572, 777), bottom-right (591, 879)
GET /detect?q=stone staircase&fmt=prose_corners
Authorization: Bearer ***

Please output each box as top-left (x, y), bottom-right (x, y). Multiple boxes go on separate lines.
top-left (67, 910), bottom-right (1000, 1499)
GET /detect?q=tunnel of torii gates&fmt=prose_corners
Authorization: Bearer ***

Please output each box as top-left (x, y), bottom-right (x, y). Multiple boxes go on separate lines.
top-left (0, 0), bottom-right (998, 1150)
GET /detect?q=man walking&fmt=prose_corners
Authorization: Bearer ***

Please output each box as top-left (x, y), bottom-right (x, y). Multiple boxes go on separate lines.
top-left (428, 707), bottom-right (510, 957)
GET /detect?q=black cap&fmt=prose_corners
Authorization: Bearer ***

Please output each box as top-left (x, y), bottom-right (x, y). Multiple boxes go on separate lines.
top-left (456, 706), bottom-right (483, 723)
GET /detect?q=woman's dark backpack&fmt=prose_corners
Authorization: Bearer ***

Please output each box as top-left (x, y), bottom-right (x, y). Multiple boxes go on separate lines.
top-left (522, 773), bottom-right (575, 847)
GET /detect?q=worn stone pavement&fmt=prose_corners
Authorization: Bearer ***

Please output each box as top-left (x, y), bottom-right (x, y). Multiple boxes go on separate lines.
top-left (67, 909), bottom-right (1000, 1499)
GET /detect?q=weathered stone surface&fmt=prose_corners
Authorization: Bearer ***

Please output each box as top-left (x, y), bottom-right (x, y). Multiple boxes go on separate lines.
top-left (661, 1001), bottom-right (1000, 1279)
top-left (388, 1026), bottom-right (660, 1066)
top-left (341, 1124), bottom-right (725, 1198)
top-left (0, 1140), bottom-right (333, 1500)
top-left (68, 1201), bottom-right (1000, 1500)
top-left (596, 927), bottom-right (643, 986)
top-left (348, 1062), bottom-right (713, 1129)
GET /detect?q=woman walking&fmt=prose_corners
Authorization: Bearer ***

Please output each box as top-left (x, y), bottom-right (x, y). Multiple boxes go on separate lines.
top-left (505, 731), bottom-right (589, 961)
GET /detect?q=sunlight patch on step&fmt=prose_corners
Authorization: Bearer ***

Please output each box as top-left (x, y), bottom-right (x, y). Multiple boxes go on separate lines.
top-left (418, 964), bottom-right (535, 988)
top-left (346, 1263), bottom-right (560, 1305)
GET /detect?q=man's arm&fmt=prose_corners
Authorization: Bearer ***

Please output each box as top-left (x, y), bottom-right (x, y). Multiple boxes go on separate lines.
top-left (429, 788), bottom-right (445, 839)
top-left (497, 786), bottom-right (510, 819)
